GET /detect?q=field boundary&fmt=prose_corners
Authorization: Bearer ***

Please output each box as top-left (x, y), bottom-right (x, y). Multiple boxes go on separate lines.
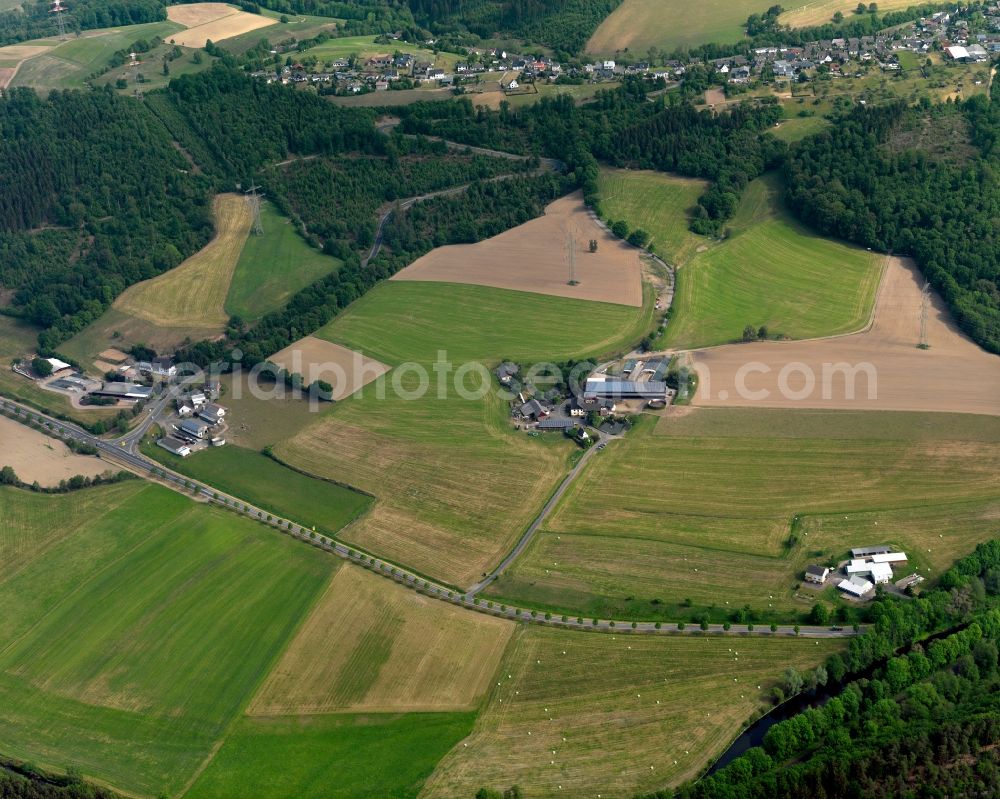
top-left (0, 393), bottom-right (864, 638)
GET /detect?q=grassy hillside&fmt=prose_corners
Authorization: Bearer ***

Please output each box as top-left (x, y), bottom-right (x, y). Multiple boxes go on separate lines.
top-left (422, 627), bottom-right (844, 797)
top-left (225, 201), bottom-right (343, 321)
top-left (276, 280), bottom-right (654, 588)
top-left (9, 21), bottom-right (186, 91)
top-left (116, 193), bottom-right (251, 332)
top-left (596, 168), bottom-right (708, 266)
top-left (664, 174), bottom-right (882, 348)
top-left (487, 410), bottom-right (1000, 622)
top-left (185, 712), bottom-right (476, 799)
top-left (0, 482), bottom-right (332, 796)
top-left (587, 0), bottom-right (757, 55)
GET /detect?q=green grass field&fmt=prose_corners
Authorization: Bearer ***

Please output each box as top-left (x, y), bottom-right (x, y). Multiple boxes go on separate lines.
top-left (302, 34), bottom-right (459, 70)
top-left (0, 481), bottom-right (332, 796)
top-left (422, 627), bottom-right (844, 797)
top-left (185, 713), bottom-right (476, 799)
top-left (142, 441), bottom-right (372, 537)
top-left (10, 21), bottom-right (187, 92)
top-left (596, 168), bottom-right (709, 266)
top-left (587, 0), bottom-right (758, 56)
top-left (486, 410), bottom-right (1000, 622)
top-left (276, 280), bottom-right (655, 587)
top-left (225, 201), bottom-right (343, 321)
top-left (663, 174), bottom-right (882, 348)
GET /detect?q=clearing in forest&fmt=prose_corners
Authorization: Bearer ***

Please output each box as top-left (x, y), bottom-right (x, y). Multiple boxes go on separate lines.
top-left (664, 174), bottom-right (882, 348)
top-left (250, 565), bottom-right (513, 715)
top-left (392, 192), bottom-right (644, 308)
top-left (115, 193), bottom-right (251, 333)
top-left (165, 3), bottom-right (276, 48)
top-left (421, 628), bottom-right (844, 798)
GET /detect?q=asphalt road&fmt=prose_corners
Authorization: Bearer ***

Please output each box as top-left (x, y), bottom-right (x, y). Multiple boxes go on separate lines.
top-left (0, 393), bottom-right (863, 640)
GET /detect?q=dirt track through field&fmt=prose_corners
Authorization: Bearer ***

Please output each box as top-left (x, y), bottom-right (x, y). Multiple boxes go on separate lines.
top-left (392, 192), bottom-right (644, 307)
top-left (0, 43), bottom-right (53, 88)
top-left (690, 257), bottom-right (1000, 414)
top-left (267, 336), bottom-right (390, 399)
top-left (0, 415), bottom-right (110, 485)
top-left (166, 3), bottom-right (275, 47)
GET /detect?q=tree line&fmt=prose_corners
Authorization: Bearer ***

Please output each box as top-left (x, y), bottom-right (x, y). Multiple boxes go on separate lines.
top-left (638, 539), bottom-right (1000, 799)
top-left (785, 96), bottom-right (1000, 353)
top-left (0, 0), bottom-right (164, 47)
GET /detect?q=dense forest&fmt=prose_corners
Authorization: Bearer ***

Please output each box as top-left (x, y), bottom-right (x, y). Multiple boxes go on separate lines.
top-left (0, 0), bottom-right (164, 47)
top-left (264, 144), bottom-right (533, 250)
top-left (633, 539), bottom-right (1000, 799)
top-left (396, 81), bottom-right (785, 234)
top-left (786, 93), bottom-right (1000, 354)
top-left (0, 86), bottom-right (213, 350)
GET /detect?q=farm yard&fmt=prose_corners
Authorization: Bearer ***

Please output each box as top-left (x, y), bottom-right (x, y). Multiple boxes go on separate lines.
top-left (0, 482), bottom-right (333, 797)
top-left (421, 628), bottom-right (844, 798)
top-left (250, 565), bottom-right (513, 715)
top-left (275, 280), bottom-right (654, 588)
top-left (664, 175), bottom-right (882, 348)
top-left (392, 193), bottom-right (644, 307)
top-left (595, 169), bottom-right (709, 266)
top-left (486, 410), bottom-right (1000, 621)
top-left (267, 336), bottom-right (390, 401)
top-left (224, 201), bottom-right (344, 321)
top-left (690, 257), bottom-right (1000, 415)
top-left (116, 194), bottom-right (251, 334)
top-left (0, 415), bottom-right (111, 486)
top-left (165, 2), bottom-right (276, 48)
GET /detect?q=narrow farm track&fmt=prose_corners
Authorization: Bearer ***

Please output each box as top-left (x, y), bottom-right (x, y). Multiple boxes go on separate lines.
top-left (0, 394), bottom-right (861, 639)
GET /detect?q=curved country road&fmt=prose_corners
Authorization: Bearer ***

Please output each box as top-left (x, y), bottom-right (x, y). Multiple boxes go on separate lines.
top-left (0, 393), bottom-right (861, 639)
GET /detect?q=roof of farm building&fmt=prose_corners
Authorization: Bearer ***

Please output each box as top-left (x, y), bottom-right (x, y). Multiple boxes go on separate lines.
top-left (584, 379), bottom-right (668, 399)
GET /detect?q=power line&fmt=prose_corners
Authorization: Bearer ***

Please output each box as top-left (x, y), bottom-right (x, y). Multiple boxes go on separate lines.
top-left (245, 184), bottom-right (264, 235)
top-left (49, 0), bottom-right (67, 41)
top-left (128, 52), bottom-right (143, 100)
top-left (918, 281), bottom-right (931, 349)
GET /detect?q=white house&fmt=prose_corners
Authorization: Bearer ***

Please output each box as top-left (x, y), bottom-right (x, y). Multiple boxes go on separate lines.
top-left (804, 565), bottom-right (829, 584)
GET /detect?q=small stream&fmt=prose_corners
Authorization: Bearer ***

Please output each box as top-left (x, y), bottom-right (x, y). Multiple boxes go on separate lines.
top-left (705, 622), bottom-right (967, 777)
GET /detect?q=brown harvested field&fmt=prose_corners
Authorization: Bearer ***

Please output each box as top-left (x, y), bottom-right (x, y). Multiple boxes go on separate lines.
top-left (690, 257), bottom-right (1000, 414)
top-left (392, 192), bottom-right (644, 307)
top-left (421, 628), bottom-right (844, 798)
top-left (0, 416), bottom-right (112, 486)
top-left (92, 360), bottom-right (118, 375)
top-left (249, 565), bottom-right (513, 715)
top-left (267, 336), bottom-right (390, 400)
top-left (115, 194), bottom-right (251, 333)
top-left (166, 3), bottom-right (276, 47)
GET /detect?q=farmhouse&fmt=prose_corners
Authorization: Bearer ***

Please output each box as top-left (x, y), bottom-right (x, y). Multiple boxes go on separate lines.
top-left (804, 565), bottom-right (829, 584)
top-left (157, 436), bottom-right (192, 457)
top-left (138, 357), bottom-right (177, 379)
top-left (496, 363), bottom-right (519, 384)
top-left (518, 398), bottom-right (550, 420)
top-left (198, 403), bottom-right (227, 425)
top-left (91, 382), bottom-right (153, 400)
top-left (176, 419), bottom-right (210, 440)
